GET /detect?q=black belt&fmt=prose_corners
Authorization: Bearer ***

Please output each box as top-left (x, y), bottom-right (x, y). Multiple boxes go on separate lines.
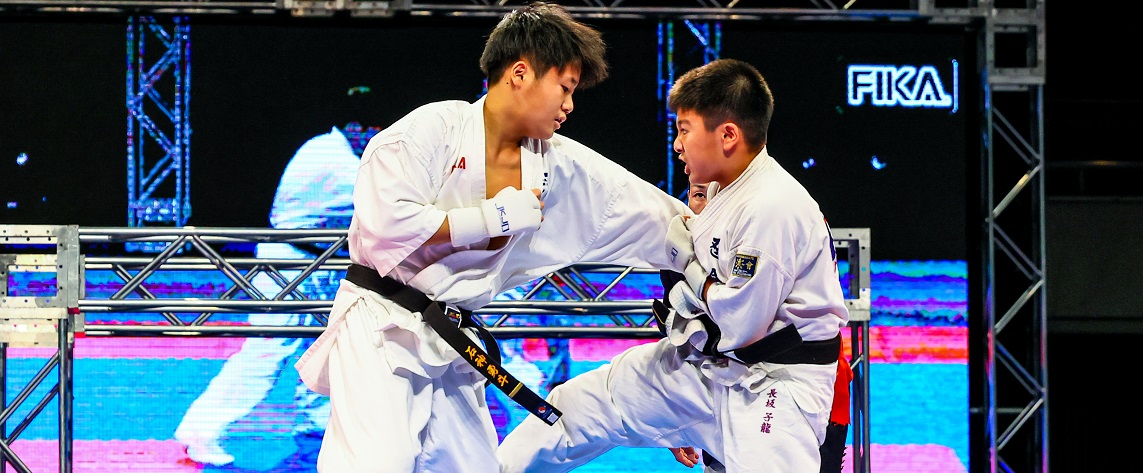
top-left (345, 264), bottom-right (562, 426)
top-left (731, 324), bottom-right (840, 365)
top-left (658, 270), bottom-right (838, 365)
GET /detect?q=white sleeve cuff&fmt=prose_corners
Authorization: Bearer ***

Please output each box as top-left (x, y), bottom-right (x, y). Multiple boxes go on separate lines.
top-left (446, 206), bottom-right (488, 247)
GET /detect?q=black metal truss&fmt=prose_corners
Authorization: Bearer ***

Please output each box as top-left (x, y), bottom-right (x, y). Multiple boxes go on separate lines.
top-left (1, 224), bottom-right (871, 472)
top-left (74, 226), bottom-right (872, 473)
top-left (1, 0), bottom-right (998, 24)
top-left (973, 2), bottom-right (1047, 473)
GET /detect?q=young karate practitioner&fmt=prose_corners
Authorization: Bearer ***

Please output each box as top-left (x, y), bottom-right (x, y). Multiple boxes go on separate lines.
top-left (662, 182), bottom-right (854, 472)
top-left (292, 3), bottom-right (692, 472)
top-left (497, 58), bottom-right (849, 473)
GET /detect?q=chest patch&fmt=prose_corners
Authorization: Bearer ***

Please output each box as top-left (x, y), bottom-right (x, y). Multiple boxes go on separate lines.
top-left (451, 156), bottom-right (467, 171)
top-left (732, 254), bottom-right (758, 278)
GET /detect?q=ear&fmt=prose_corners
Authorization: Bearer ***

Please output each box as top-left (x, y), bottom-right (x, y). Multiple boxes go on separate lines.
top-left (720, 122), bottom-right (741, 154)
top-left (508, 60), bottom-right (529, 86)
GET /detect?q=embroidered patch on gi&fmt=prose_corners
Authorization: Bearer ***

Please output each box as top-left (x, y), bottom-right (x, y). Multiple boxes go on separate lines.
top-left (732, 254), bottom-right (758, 278)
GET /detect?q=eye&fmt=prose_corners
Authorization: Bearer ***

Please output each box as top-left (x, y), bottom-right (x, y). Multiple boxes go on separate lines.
top-left (562, 86), bottom-right (570, 93)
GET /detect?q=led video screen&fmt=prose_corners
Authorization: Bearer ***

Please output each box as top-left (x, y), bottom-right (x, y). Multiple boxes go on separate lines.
top-left (0, 14), bottom-right (976, 472)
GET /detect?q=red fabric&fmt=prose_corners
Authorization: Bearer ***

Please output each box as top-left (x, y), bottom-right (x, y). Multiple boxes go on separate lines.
top-left (830, 345), bottom-right (854, 425)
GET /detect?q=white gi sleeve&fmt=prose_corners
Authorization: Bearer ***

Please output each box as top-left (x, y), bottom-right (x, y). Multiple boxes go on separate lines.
top-left (554, 143), bottom-right (693, 269)
top-left (580, 175), bottom-right (693, 269)
top-left (350, 136), bottom-right (449, 274)
top-left (704, 218), bottom-right (843, 352)
top-left (703, 243), bottom-right (793, 353)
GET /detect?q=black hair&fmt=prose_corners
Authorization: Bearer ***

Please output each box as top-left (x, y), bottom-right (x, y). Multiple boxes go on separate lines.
top-left (668, 58), bottom-right (774, 148)
top-left (479, 1), bottom-right (608, 88)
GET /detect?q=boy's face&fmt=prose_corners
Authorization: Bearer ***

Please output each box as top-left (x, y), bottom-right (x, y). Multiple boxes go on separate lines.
top-left (674, 109), bottom-right (724, 184)
top-left (519, 63), bottom-right (580, 140)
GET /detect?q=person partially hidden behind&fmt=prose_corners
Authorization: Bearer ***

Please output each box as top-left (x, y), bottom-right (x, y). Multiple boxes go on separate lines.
top-left (497, 58), bottom-right (849, 473)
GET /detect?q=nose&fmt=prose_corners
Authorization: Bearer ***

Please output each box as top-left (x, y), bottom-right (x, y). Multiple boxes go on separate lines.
top-left (673, 134), bottom-right (683, 155)
top-left (562, 95), bottom-right (574, 115)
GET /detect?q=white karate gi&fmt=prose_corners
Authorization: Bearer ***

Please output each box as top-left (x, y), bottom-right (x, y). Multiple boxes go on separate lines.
top-left (497, 148), bottom-right (849, 473)
top-left (294, 97), bottom-right (692, 473)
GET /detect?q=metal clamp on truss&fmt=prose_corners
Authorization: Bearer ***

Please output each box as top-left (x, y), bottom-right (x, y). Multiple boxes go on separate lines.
top-left (832, 227), bottom-right (871, 323)
top-left (0, 224), bottom-right (84, 347)
top-left (278, 0), bottom-right (406, 17)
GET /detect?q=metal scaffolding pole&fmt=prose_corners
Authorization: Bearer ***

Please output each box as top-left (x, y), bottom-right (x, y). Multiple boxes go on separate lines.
top-left (0, 225), bottom-right (81, 473)
top-left (68, 227), bottom-right (870, 472)
top-left (967, 1), bottom-right (1048, 471)
top-left (127, 16), bottom-right (192, 232)
top-left (657, 19), bottom-right (721, 199)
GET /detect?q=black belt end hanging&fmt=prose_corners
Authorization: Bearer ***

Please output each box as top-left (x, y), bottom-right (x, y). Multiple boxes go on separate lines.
top-left (344, 264), bottom-right (563, 426)
top-left (426, 302), bottom-right (562, 426)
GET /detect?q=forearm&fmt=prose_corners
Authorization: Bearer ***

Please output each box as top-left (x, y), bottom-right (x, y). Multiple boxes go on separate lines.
top-left (424, 218), bottom-right (452, 247)
top-left (703, 274), bottom-right (783, 351)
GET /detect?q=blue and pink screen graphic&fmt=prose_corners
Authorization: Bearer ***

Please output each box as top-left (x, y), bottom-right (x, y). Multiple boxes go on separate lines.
top-left (6, 260), bottom-right (967, 472)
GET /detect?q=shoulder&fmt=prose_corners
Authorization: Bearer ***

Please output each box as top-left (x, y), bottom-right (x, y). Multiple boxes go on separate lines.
top-left (756, 154), bottom-right (816, 205)
top-left (732, 158), bottom-right (822, 227)
top-left (383, 100), bottom-right (472, 141)
top-left (365, 100), bottom-right (473, 162)
top-left (529, 133), bottom-right (628, 177)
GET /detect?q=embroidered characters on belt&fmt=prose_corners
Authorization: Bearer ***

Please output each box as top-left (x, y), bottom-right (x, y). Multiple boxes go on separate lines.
top-left (733, 254), bottom-right (758, 278)
top-left (464, 344), bottom-right (510, 388)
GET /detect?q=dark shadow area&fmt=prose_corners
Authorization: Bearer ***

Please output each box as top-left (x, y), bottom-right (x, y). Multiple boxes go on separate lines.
top-left (1047, 331), bottom-right (1138, 472)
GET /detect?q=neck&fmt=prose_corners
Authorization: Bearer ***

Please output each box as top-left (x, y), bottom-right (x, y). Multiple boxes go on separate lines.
top-left (483, 86), bottom-right (527, 161)
top-left (714, 146), bottom-right (763, 189)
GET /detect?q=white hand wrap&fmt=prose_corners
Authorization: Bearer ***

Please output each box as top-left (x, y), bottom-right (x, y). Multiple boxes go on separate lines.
top-left (447, 186), bottom-right (542, 247)
top-left (664, 214), bottom-right (709, 297)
